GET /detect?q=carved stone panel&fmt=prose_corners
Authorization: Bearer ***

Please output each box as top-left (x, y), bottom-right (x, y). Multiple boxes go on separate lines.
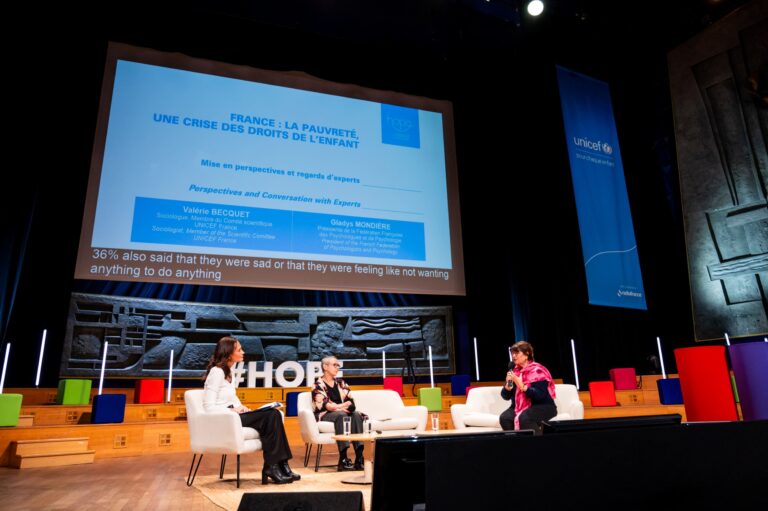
top-left (670, 9), bottom-right (768, 340)
top-left (61, 293), bottom-right (455, 379)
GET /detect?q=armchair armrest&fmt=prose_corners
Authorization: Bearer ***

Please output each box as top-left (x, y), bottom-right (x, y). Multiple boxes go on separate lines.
top-left (450, 403), bottom-right (469, 429)
top-left (190, 411), bottom-right (245, 453)
top-left (568, 400), bottom-right (585, 420)
top-left (298, 409), bottom-right (323, 443)
top-left (400, 405), bottom-right (428, 431)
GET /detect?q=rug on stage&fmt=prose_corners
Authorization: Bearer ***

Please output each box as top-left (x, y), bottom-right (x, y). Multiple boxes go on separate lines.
top-left (192, 467), bottom-right (372, 511)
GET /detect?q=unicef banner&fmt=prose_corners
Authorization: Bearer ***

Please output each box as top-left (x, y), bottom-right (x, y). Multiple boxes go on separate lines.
top-left (556, 66), bottom-right (647, 310)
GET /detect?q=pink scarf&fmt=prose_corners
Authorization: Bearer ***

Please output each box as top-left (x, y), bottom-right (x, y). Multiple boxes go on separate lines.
top-left (513, 362), bottom-right (556, 430)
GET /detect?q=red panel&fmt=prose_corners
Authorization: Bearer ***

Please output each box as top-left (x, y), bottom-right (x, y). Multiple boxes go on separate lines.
top-left (609, 368), bottom-right (637, 390)
top-left (135, 379), bottom-right (165, 404)
top-left (383, 376), bottom-right (404, 397)
top-left (589, 381), bottom-right (617, 406)
top-left (675, 346), bottom-right (737, 421)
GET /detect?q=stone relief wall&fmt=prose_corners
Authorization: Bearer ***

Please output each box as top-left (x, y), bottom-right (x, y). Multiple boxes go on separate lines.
top-left (61, 293), bottom-right (454, 379)
top-left (670, 8), bottom-right (767, 340)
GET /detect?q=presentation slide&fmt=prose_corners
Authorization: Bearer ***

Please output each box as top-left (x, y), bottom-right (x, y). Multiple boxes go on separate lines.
top-left (74, 43), bottom-right (465, 295)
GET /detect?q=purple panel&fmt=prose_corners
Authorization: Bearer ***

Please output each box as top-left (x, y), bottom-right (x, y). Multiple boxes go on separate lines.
top-left (729, 342), bottom-right (768, 421)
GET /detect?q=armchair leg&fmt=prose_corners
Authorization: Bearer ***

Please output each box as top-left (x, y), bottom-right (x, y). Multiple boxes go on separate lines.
top-left (314, 444), bottom-right (323, 472)
top-left (186, 453), bottom-right (203, 487)
top-left (304, 443), bottom-right (312, 467)
top-left (219, 455), bottom-right (227, 479)
top-left (236, 455), bottom-right (241, 489)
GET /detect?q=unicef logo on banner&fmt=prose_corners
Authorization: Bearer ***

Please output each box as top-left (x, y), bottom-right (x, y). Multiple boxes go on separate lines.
top-left (573, 136), bottom-right (613, 157)
top-left (381, 104), bottom-right (420, 148)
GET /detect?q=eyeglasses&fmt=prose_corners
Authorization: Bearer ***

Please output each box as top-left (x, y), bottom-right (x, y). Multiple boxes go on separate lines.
top-left (326, 363), bottom-right (341, 368)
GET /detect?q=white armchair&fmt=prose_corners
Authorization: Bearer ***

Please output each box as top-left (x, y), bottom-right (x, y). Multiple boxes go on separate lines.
top-left (297, 389), bottom-right (428, 471)
top-left (450, 386), bottom-right (507, 430)
top-left (552, 384), bottom-right (584, 420)
top-left (184, 389), bottom-right (262, 488)
top-left (450, 384), bottom-right (584, 430)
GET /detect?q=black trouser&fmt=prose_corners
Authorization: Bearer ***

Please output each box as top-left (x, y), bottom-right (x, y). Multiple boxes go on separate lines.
top-left (499, 404), bottom-right (557, 435)
top-left (238, 409), bottom-right (292, 465)
top-left (321, 411), bottom-right (364, 453)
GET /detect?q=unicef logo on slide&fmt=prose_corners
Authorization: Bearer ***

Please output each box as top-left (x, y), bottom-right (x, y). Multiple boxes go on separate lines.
top-left (381, 104), bottom-right (420, 149)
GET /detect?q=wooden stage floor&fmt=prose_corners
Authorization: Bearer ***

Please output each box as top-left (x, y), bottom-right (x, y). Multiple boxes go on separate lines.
top-left (0, 448), bottom-right (311, 511)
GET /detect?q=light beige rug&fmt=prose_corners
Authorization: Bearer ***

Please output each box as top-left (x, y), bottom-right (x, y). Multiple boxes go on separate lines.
top-left (193, 467), bottom-right (371, 511)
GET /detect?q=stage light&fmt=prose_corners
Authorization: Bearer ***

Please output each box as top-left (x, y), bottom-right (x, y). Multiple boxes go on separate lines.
top-left (527, 0), bottom-right (544, 16)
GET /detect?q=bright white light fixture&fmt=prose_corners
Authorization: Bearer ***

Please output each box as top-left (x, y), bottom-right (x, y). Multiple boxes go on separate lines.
top-left (527, 0), bottom-right (544, 16)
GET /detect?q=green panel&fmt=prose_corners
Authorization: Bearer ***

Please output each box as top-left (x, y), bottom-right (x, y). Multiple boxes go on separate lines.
top-left (418, 387), bottom-right (442, 412)
top-left (0, 394), bottom-right (23, 426)
top-left (57, 379), bottom-right (92, 405)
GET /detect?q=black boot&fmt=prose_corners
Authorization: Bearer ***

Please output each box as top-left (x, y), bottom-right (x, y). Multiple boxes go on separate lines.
top-left (353, 444), bottom-right (364, 471)
top-left (280, 460), bottom-right (301, 481)
top-left (262, 464), bottom-right (293, 484)
top-left (338, 449), bottom-right (354, 471)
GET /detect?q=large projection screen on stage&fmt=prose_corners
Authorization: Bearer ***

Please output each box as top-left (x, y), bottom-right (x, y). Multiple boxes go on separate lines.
top-left (74, 43), bottom-right (465, 295)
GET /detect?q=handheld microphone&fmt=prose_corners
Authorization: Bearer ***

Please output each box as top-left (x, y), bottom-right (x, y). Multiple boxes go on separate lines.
top-left (506, 361), bottom-right (515, 387)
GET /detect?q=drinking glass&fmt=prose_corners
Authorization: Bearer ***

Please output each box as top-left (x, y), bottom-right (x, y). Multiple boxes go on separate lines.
top-left (431, 413), bottom-right (440, 432)
top-left (342, 416), bottom-right (351, 436)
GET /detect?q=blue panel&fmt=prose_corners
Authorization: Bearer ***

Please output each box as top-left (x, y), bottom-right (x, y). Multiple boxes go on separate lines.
top-left (131, 197), bottom-right (426, 261)
top-left (556, 66), bottom-right (647, 310)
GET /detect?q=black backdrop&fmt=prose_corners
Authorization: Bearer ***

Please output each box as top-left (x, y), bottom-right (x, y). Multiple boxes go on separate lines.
top-left (2, 0), bottom-right (749, 388)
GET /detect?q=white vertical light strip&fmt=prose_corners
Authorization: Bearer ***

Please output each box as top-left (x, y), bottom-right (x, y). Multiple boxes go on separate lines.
top-left (656, 337), bottom-right (667, 380)
top-left (167, 350), bottom-right (174, 403)
top-left (724, 333), bottom-right (731, 346)
top-left (35, 329), bottom-right (47, 387)
top-left (382, 351), bottom-right (386, 379)
top-left (473, 337), bottom-right (480, 381)
top-left (570, 339), bottom-right (580, 390)
top-left (0, 343), bottom-right (10, 394)
top-left (428, 346), bottom-right (434, 388)
top-left (98, 341), bottom-right (109, 396)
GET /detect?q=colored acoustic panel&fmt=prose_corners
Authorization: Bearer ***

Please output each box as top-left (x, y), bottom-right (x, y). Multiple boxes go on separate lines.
top-left (0, 394), bottom-right (23, 427)
top-left (450, 374), bottom-right (471, 396)
top-left (729, 342), bottom-right (768, 421)
top-left (91, 394), bottom-right (127, 424)
top-left (656, 378), bottom-right (684, 405)
top-left (418, 387), bottom-right (442, 412)
top-left (383, 377), bottom-right (404, 397)
top-left (285, 391), bottom-right (300, 417)
top-left (135, 379), bottom-right (164, 404)
top-left (57, 379), bottom-right (92, 405)
top-left (675, 346), bottom-right (737, 421)
top-left (608, 368), bottom-right (637, 390)
top-left (588, 381), bottom-right (617, 406)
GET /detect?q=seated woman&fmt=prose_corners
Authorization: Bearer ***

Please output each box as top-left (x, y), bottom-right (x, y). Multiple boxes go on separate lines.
top-left (203, 336), bottom-right (299, 484)
top-left (500, 341), bottom-right (557, 434)
top-left (311, 356), bottom-right (365, 471)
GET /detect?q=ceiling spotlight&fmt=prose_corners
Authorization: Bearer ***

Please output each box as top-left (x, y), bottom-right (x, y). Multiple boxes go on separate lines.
top-left (527, 0), bottom-right (544, 16)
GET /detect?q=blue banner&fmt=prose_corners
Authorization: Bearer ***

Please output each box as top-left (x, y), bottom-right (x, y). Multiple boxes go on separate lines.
top-left (556, 66), bottom-right (647, 310)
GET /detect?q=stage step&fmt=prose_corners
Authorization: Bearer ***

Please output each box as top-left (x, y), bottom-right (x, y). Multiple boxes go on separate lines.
top-left (17, 415), bottom-right (34, 427)
top-left (10, 437), bottom-right (95, 469)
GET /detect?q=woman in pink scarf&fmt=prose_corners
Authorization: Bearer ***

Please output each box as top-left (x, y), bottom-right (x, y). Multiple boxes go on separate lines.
top-left (499, 341), bottom-right (557, 434)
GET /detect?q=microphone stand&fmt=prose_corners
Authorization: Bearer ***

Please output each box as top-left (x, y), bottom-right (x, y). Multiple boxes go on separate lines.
top-left (401, 342), bottom-right (418, 395)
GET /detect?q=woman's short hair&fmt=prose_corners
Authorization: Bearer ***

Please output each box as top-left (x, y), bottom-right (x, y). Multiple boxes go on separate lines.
top-left (510, 341), bottom-right (534, 361)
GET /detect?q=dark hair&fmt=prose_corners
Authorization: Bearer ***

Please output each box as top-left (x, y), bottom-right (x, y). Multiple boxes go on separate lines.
top-left (204, 336), bottom-right (239, 381)
top-left (510, 341), bottom-right (534, 361)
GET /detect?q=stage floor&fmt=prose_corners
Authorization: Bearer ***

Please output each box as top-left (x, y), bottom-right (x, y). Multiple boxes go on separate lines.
top-left (0, 448), bottom-right (312, 511)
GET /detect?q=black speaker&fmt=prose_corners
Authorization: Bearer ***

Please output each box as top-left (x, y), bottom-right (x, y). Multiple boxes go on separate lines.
top-left (237, 491), bottom-right (364, 511)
